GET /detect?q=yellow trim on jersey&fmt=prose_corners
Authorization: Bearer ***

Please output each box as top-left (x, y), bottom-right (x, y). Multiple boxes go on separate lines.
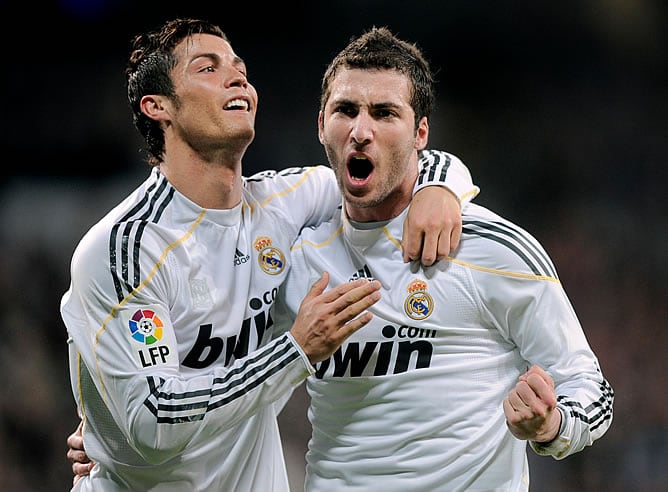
top-left (77, 352), bottom-right (86, 418)
top-left (382, 227), bottom-right (402, 249)
top-left (446, 256), bottom-right (561, 283)
top-left (291, 226), bottom-right (344, 251)
top-left (460, 187), bottom-right (480, 203)
top-left (291, 221), bottom-right (557, 283)
top-left (248, 167), bottom-right (318, 214)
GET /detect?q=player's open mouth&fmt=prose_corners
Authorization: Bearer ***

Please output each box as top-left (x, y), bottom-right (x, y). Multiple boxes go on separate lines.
top-left (224, 98), bottom-right (250, 111)
top-left (347, 155), bottom-right (374, 185)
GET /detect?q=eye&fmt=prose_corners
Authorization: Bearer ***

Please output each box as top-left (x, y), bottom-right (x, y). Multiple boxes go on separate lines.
top-left (372, 107), bottom-right (395, 119)
top-left (334, 103), bottom-right (358, 117)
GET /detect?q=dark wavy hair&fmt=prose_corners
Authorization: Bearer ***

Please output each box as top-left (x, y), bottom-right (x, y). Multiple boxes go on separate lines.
top-left (126, 18), bottom-right (228, 166)
top-left (320, 26), bottom-right (435, 131)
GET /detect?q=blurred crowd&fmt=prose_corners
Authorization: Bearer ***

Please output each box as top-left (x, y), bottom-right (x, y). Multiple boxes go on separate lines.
top-left (1, 1), bottom-right (665, 490)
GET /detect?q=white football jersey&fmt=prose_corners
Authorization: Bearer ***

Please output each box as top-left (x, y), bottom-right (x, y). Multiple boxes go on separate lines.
top-left (278, 200), bottom-right (614, 492)
top-left (61, 150), bottom-right (476, 491)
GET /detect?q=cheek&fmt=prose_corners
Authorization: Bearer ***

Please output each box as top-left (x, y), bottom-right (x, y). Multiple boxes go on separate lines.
top-left (320, 120), bottom-right (349, 145)
top-left (248, 85), bottom-right (259, 108)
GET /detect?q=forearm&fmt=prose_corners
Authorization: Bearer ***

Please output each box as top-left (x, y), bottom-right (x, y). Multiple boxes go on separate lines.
top-left (76, 333), bottom-right (312, 464)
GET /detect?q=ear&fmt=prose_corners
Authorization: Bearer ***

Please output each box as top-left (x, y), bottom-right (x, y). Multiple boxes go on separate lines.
top-left (414, 116), bottom-right (429, 150)
top-left (317, 111), bottom-right (325, 144)
top-left (140, 95), bottom-right (170, 122)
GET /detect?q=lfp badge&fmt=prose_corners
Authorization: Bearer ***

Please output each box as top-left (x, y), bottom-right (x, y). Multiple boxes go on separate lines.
top-left (126, 308), bottom-right (175, 368)
top-left (128, 309), bottom-right (164, 345)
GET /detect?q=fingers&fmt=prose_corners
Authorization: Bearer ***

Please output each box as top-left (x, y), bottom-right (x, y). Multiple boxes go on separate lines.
top-left (526, 372), bottom-right (557, 409)
top-left (401, 216), bottom-right (462, 266)
top-left (324, 277), bottom-right (380, 305)
top-left (67, 432), bottom-right (84, 452)
top-left (504, 366), bottom-right (560, 441)
top-left (69, 446), bottom-right (94, 484)
top-left (67, 447), bottom-right (89, 464)
top-left (72, 460), bottom-right (94, 475)
top-left (518, 365), bottom-right (557, 409)
top-left (327, 280), bottom-right (380, 338)
top-left (322, 278), bottom-right (381, 328)
top-left (402, 227), bottom-right (456, 266)
top-left (72, 461), bottom-right (95, 485)
top-left (420, 232), bottom-right (438, 267)
top-left (444, 219), bottom-right (461, 254)
top-left (402, 223), bottom-right (421, 263)
top-left (67, 419), bottom-right (94, 482)
top-left (506, 383), bottom-right (535, 422)
top-left (525, 365), bottom-right (555, 388)
top-left (291, 276), bottom-right (381, 364)
top-left (502, 397), bottom-right (517, 423)
top-left (402, 186), bottom-right (462, 265)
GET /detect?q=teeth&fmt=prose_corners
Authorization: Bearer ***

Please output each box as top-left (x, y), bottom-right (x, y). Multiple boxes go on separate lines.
top-left (224, 99), bottom-right (249, 110)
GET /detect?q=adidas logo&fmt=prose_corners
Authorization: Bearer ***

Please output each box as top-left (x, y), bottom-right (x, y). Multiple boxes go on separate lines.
top-left (349, 265), bottom-right (374, 282)
top-left (234, 248), bottom-right (250, 266)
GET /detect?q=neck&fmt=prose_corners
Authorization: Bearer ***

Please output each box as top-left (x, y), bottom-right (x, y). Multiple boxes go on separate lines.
top-left (345, 193), bottom-right (411, 222)
top-left (345, 173), bottom-right (417, 223)
top-left (159, 146), bottom-right (245, 210)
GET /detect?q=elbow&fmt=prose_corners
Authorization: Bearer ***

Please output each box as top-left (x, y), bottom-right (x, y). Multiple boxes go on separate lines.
top-left (126, 409), bottom-right (190, 465)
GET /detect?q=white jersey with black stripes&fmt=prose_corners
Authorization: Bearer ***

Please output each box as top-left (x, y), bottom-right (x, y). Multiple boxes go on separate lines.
top-left (276, 201), bottom-right (613, 492)
top-left (61, 165), bottom-right (339, 491)
top-left (60, 150), bottom-right (476, 491)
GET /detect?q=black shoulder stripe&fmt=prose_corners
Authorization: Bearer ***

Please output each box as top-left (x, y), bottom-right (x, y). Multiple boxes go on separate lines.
top-left (463, 219), bottom-right (557, 278)
top-left (417, 149), bottom-right (451, 187)
top-left (109, 180), bottom-right (159, 301)
top-left (131, 186), bottom-right (175, 287)
top-left (108, 176), bottom-right (173, 301)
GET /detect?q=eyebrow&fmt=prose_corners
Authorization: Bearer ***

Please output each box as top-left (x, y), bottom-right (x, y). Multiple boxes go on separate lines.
top-left (190, 53), bottom-right (246, 68)
top-left (371, 101), bottom-right (402, 110)
top-left (333, 98), bottom-right (402, 110)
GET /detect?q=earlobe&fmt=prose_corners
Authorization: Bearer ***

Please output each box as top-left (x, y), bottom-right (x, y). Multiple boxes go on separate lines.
top-left (414, 117), bottom-right (429, 150)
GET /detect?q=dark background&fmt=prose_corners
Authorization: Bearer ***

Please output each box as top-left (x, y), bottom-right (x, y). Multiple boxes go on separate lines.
top-left (1, 1), bottom-right (666, 490)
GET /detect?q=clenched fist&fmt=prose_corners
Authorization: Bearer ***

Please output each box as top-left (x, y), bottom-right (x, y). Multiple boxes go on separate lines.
top-left (503, 365), bottom-right (562, 443)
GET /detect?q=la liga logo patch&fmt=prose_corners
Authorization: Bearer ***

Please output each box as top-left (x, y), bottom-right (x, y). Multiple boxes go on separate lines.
top-left (128, 309), bottom-right (164, 345)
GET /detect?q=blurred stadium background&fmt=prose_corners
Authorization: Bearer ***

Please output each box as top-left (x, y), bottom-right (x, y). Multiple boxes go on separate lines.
top-left (0, 1), bottom-right (665, 490)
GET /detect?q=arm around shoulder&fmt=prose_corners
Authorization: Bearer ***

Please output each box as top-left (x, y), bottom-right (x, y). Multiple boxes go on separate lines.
top-left (415, 149), bottom-right (480, 206)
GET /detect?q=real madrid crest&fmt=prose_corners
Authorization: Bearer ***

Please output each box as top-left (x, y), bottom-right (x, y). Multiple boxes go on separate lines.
top-left (254, 235), bottom-right (286, 275)
top-left (404, 278), bottom-right (434, 320)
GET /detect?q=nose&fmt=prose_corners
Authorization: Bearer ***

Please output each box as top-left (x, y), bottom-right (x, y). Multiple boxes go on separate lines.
top-left (350, 112), bottom-right (373, 145)
top-left (227, 69), bottom-right (249, 89)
